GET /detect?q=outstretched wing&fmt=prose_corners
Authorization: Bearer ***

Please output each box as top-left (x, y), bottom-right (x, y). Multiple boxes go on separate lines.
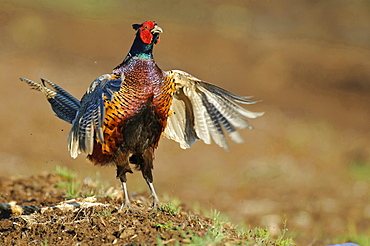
top-left (68, 73), bottom-right (123, 158)
top-left (20, 78), bottom-right (80, 123)
top-left (163, 70), bottom-right (264, 151)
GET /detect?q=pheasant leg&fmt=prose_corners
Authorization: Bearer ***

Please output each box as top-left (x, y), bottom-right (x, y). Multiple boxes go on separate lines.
top-left (147, 181), bottom-right (161, 208)
top-left (120, 181), bottom-right (133, 210)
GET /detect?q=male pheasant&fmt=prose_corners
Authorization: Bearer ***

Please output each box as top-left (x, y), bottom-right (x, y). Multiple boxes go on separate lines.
top-left (20, 21), bottom-right (264, 209)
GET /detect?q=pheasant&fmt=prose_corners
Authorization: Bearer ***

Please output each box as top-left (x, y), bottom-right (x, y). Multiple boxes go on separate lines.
top-left (20, 21), bottom-right (264, 209)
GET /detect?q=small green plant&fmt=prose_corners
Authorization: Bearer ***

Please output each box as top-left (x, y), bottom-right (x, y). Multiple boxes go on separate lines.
top-left (93, 209), bottom-right (113, 218)
top-left (172, 210), bottom-right (227, 246)
top-left (54, 166), bottom-right (110, 199)
top-left (55, 165), bottom-right (77, 180)
top-left (159, 203), bottom-right (181, 215)
top-left (156, 221), bottom-right (182, 231)
top-left (181, 230), bottom-right (225, 246)
top-left (160, 194), bottom-right (182, 214)
top-left (182, 209), bottom-right (295, 246)
top-left (275, 218), bottom-right (295, 246)
top-left (55, 166), bottom-right (82, 199)
top-left (64, 179), bottom-right (81, 199)
top-left (208, 210), bottom-right (227, 241)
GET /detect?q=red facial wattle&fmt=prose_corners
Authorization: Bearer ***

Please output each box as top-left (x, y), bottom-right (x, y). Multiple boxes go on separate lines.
top-left (140, 29), bottom-right (153, 44)
top-left (138, 21), bottom-right (157, 44)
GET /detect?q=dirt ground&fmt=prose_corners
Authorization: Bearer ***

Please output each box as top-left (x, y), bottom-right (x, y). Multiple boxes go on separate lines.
top-left (0, 173), bottom-right (209, 245)
top-left (1, 1), bottom-right (370, 245)
top-left (0, 173), bottom-right (285, 245)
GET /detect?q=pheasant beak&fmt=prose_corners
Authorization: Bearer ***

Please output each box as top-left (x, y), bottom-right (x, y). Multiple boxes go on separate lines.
top-left (151, 25), bottom-right (163, 34)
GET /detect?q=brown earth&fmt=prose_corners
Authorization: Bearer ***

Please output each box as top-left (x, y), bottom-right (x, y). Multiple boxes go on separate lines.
top-left (1, 1), bottom-right (370, 245)
top-left (0, 173), bottom-right (282, 245)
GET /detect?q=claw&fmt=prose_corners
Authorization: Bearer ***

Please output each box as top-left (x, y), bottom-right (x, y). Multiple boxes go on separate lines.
top-left (119, 201), bottom-right (140, 213)
top-left (151, 200), bottom-right (162, 211)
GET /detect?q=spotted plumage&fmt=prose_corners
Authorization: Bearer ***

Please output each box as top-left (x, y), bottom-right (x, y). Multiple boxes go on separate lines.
top-left (20, 21), bottom-right (264, 209)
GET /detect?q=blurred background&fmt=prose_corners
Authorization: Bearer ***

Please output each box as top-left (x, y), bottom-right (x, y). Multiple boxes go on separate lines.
top-left (1, 0), bottom-right (369, 244)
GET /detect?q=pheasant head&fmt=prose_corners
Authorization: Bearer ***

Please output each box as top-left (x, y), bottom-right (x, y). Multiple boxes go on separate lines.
top-left (127, 21), bottom-right (163, 58)
top-left (132, 21), bottom-right (162, 45)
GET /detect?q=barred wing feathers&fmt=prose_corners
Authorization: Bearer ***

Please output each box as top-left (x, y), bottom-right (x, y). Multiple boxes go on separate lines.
top-left (163, 70), bottom-right (264, 151)
top-left (68, 74), bottom-right (123, 158)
